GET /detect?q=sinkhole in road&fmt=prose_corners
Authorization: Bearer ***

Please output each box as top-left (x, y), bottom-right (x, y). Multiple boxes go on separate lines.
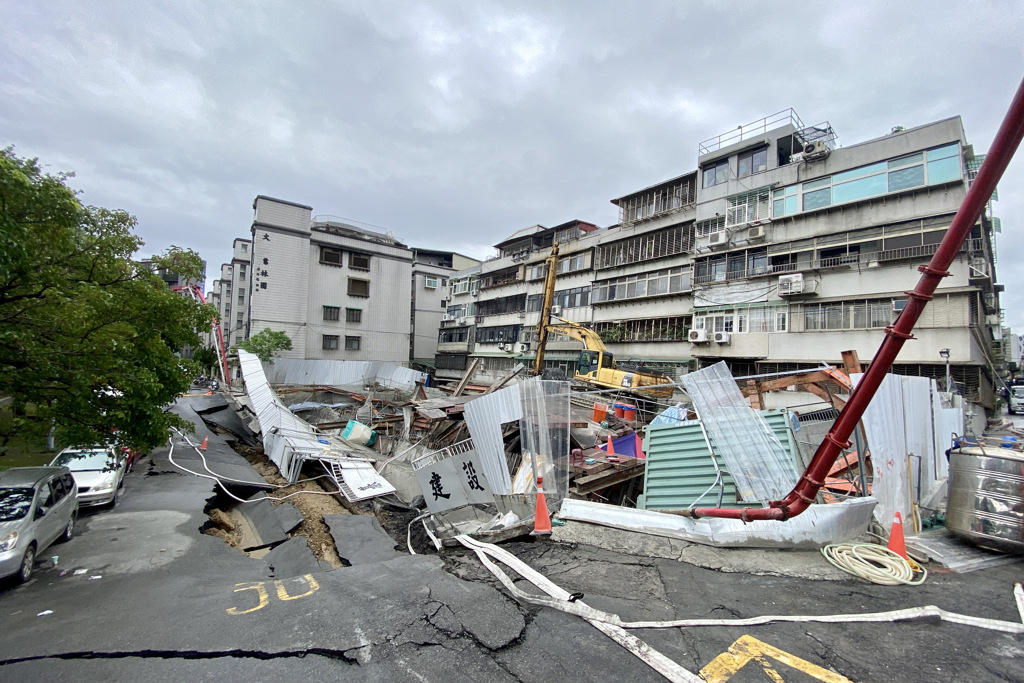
top-left (199, 438), bottom-right (348, 568)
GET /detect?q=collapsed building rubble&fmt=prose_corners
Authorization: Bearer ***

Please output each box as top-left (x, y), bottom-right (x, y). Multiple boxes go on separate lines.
top-left (221, 340), bottom-right (1019, 572)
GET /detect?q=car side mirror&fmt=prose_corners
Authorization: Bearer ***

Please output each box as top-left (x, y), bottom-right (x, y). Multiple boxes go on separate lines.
top-left (35, 507), bottom-right (47, 519)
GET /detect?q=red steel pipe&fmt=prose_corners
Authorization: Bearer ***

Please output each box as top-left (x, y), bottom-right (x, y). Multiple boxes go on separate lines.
top-left (690, 74), bottom-right (1024, 521)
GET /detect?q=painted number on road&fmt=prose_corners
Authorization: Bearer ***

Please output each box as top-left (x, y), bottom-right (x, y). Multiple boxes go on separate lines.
top-left (700, 635), bottom-right (852, 683)
top-left (227, 574), bottom-right (320, 615)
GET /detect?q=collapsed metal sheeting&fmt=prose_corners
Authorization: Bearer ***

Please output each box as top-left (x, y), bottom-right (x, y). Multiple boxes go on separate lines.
top-left (559, 497), bottom-right (877, 549)
top-left (463, 384), bottom-right (521, 495)
top-left (237, 350), bottom-right (395, 501)
top-left (681, 361), bottom-right (798, 502)
top-left (262, 358), bottom-right (427, 393)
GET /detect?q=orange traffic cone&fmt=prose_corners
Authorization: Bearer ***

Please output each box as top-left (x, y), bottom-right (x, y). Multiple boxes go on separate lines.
top-left (606, 435), bottom-right (615, 455)
top-left (200, 436), bottom-right (209, 451)
top-left (531, 476), bottom-right (552, 536)
top-left (887, 511), bottom-right (908, 560)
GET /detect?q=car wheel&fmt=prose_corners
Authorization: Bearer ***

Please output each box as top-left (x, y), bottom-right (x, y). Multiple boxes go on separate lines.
top-left (17, 544), bottom-right (36, 584)
top-left (59, 513), bottom-right (76, 543)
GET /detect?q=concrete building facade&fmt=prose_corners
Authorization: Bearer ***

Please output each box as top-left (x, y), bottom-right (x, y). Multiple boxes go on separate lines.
top-left (437, 110), bottom-right (1007, 409)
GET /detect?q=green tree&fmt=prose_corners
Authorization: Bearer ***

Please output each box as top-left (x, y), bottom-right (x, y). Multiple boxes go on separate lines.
top-left (191, 345), bottom-right (220, 375)
top-left (0, 147), bottom-right (213, 455)
top-left (239, 328), bottom-right (293, 363)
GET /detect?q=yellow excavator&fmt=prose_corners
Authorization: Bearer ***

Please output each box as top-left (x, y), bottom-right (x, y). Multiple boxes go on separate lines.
top-left (530, 244), bottom-right (674, 399)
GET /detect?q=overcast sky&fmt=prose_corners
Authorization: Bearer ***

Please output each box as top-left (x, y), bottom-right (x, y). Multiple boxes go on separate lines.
top-left (3, 1), bottom-right (1023, 329)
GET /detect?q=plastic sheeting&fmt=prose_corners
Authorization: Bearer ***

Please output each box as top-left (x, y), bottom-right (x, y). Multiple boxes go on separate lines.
top-left (263, 358), bottom-right (427, 392)
top-left (853, 373), bottom-right (963, 527)
top-left (238, 351), bottom-right (395, 500)
top-left (680, 362), bottom-right (797, 502)
top-left (463, 384), bottom-right (521, 495)
top-left (518, 378), bottom-right (571, 502)
top-left (559, 497), bottom-right (877, 549)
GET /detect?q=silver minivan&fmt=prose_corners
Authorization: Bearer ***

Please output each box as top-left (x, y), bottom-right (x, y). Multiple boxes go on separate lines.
top-left (0, 467), bottom-right (78, 584)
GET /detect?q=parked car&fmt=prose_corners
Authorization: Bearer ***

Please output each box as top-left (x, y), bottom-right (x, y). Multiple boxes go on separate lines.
top-left (0, 467), bottom-right (78, 583)
top-left (49, 447), bottom-right (126, 508)
top-left (1009, 386), bottom-right (1024, 414)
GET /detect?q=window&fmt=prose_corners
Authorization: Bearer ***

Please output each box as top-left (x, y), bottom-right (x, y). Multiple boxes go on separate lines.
top-left (323, 305), bottom-right (340, 321)
top-left (241, 243), bottom-right (248, 253)
top-left (772, 143), bottom-right (961, 218)
top-left (424, 276), bottom-right (439, 289)
top-left (475, 325), bottom-right (522, 344)
top-left (345, 308), bottom-right (362, 323)
top-left (348, 278), bottom-right (369, 297)
top-left (702, 158), bottom-right (729, 188)
top-left (345, 336), bottom-right (361, 350)
top-left (320, 247), bottom-right (343, 266)
top-left (737, 147), bottom-right (768, 177)
top-left (594, 224), bottom-right (694, 268)
top-left (349, 253), bottom-right (370, 270)
top-left (695, 305), bottom-right (788, 334)
top-left (238, 289), bottom-right (245, 304)
top-left (439, 327), bottom-right (470, 343)
top-left (557, 254), bottom-right (587, 274)
top-left (239, 264), bottom-right (247, 277)
top-left (726, 189), bottom-right (771, 227)
top-left (592, 267), bottom-right (690, 304)
top-left (527, 263), bottom-right (547, 281)
top-left (435, 353), bottom-right (468, 371)
top-left (323, 334), bottom-right (339, 350)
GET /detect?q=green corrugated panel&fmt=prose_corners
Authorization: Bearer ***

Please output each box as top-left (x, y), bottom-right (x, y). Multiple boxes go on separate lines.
top-left (639, 410), bottom-right (798, 511)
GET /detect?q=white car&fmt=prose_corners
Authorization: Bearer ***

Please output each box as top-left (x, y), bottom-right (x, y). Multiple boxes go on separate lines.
top-left (1009, 386), bottom-right (1024, 415)
top-left (49, 447), bottom-right (127, 508)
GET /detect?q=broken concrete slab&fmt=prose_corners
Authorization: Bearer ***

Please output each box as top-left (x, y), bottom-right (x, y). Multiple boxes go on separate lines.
top-left (235, 495), bottom-right (306, 550)
top-left (324, 514), bottom-right (405, 565)
top-left (195, 403), bottom-right (260, 447)
top-left (263, 537), bottom-right (322, 578)
top-left (551, 520), bottom-right (849, 581)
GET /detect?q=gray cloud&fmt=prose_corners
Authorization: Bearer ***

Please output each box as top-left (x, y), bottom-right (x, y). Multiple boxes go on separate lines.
top-left (2, 1), bottom-right (1023, 326)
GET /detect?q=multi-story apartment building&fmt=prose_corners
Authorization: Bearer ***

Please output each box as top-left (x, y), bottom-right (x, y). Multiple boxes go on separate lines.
top-left (208, 239), bottom-right (253, 349)
top-left (437, 110), bottom-right (1006, 410)
top-left (411, 249), bottom-right (480, 367)
top-left (239, 196), bottom-right (474, 365)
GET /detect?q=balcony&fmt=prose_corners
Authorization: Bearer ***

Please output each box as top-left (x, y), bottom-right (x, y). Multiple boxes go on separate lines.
top-left (693, 239), bottom-right (984, 286)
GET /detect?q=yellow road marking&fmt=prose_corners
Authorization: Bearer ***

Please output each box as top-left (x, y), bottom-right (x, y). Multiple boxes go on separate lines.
top-left (700, 634), bottom-right (852, 682)
top-left (227, 581), bottom-right (269, 615)
top-left (275, 574), bottom-right (320, 601)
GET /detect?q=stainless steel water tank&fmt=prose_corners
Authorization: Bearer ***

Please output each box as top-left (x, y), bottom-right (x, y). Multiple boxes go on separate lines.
top-left (946, 446), bottom-right (1024, 553)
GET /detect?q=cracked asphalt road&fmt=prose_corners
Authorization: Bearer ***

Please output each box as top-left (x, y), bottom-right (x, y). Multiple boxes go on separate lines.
top-left (2, 395), bottom-right (1022, 681)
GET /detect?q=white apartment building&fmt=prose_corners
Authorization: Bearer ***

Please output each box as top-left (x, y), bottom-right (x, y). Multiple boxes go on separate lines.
top-left (437, 110), bottom-right (1007, 410)
top-left (239, 196), bottom-right (473, 365)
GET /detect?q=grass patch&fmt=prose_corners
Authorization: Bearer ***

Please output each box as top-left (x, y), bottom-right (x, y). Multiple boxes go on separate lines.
top-left (0, 404), bottom-right (58, 470)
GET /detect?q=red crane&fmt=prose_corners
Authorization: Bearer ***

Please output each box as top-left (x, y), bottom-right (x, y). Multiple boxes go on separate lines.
top-left (173, 284), bottom-right (231, 384)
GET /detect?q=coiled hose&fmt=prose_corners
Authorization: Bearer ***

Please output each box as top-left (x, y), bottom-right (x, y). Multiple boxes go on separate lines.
top-left (822, 543), bottom-right (927, 585)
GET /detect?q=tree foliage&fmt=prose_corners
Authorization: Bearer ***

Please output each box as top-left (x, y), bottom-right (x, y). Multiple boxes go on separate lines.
top-left (239, 328), bottom-right (292, 363)
top-left (191, 345), bottom-right (220, 374)
top-left (0, 147), bottom-right (213, 454)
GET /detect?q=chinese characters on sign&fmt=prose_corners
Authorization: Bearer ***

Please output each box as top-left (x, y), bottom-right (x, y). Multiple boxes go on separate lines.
top-left (415, 449), bottom-right (493, 514)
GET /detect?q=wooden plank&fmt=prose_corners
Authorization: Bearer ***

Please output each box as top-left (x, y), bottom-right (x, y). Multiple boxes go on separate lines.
top-left (572, 463), bottom-right (646, 494)
top-left (416, 407), bottom-right (449, 421)
top-left (452, 358), bottom-right (481, 397)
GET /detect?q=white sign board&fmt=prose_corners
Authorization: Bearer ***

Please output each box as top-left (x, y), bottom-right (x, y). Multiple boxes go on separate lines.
top-left (415, 449), bottom-right (493, 514)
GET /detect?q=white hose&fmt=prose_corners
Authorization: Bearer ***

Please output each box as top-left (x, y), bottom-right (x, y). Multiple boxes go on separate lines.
top-left (821, 543), bottom-right (927, 585)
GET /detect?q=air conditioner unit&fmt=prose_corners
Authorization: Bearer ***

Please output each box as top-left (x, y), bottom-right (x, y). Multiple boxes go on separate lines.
top-left (497, 342), bottom-right (506, 351)
top-left (688, 329), bottom-right (709, 343)
top-left (441, 313), bottom-right (454, 322)
top-left (803, 140), bottom-right (830, 157)
top-left (747, 225), bottom-right (766, 241)
top-left (714, 331), bottom-right (731, 344)
top-left (515, 342), bottom-right (531, 353)
top-left (790, 152), bottom-right (806, 164)
top-left (550, 305), bottom-right (562, 317)
top-left (457, 317), bottom-right (467, 325)
top-left (708, 232), bottom-right (729, 248)
top-left (778, 273), bottom-right (805, 296)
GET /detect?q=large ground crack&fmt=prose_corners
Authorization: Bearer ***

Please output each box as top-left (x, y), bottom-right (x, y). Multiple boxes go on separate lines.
top-left (0, 648), bottom-right (358, 665)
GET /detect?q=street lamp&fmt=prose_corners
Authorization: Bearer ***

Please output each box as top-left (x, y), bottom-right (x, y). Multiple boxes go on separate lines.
top-left (939, 348), bottom-right (953, 393)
